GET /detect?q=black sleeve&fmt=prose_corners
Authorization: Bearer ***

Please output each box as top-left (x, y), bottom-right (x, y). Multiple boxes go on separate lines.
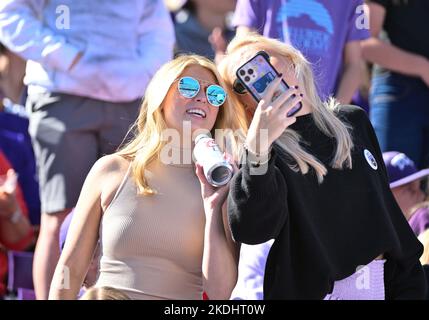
top-left (227, 149), bottom-right (288, 245)
top-left (355, 107), bottom-right (427, 299)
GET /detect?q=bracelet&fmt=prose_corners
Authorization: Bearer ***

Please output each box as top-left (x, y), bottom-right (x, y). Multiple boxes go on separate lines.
top-left (242, 142), bottom-right (271, 158)
top-left (243, 143), bottom-right (272, 168)
top-left (9, 208), bottom-right (22, 224)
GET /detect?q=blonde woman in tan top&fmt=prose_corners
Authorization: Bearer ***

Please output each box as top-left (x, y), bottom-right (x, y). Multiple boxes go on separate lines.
top-left (48, 55), bottom-right (246, 300)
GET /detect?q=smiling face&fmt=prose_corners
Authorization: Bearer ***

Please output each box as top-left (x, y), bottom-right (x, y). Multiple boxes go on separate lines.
top-left (162, 65), bottom-right (222, 135)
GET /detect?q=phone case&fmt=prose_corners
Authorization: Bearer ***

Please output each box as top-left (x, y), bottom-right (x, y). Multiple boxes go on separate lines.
top-left (236, 51), bottom-right (290, 103)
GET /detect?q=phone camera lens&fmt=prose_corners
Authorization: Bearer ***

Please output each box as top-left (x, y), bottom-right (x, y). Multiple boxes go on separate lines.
top-left (248, 69), bottom-right (254, 75)
top-left (239, 70), bottom-right (245, 76)
top-left (244, 76), bottom-right (251, 82)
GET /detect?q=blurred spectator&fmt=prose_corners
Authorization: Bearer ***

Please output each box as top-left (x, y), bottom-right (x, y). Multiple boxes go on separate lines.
top-left (0, 151), bottom-right (34, 298)
top-left (0, 43), bottom-right (40, 226)
top-left (0, 0), bottom-right (175, 299)
top-left (0, 117), bottom-right (40, 226)
top-left (0, 105), bottom-right (40, 227)
top-left (383, 151), bottom-right (429, 236)
top-left (362, 0), bottom-right (429, 169)
top-left (168, 0), bottom-right (236, 62)
top-left (232, 0), bottom-right (369, 104)
top-left (410, 202), bottom-right (429, 238)
top-left (0, 42), bottom-right (26, 106)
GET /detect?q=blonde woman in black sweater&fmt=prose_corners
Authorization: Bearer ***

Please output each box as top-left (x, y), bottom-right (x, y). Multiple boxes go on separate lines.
top-left (219, 33), bottom-right (426, 300)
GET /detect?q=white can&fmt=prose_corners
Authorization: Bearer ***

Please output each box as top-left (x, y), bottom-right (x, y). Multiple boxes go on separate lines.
top-left (193, 134), bottom-right (233, 187)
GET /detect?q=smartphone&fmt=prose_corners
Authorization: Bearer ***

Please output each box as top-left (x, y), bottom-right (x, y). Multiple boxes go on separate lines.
top-left (235, 51), bottom-right (302, 116)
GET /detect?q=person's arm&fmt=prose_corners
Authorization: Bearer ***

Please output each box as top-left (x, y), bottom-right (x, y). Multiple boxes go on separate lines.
top-left (0, 209), bottom-right (33, 245)
top-left (0, 0), bottom-right (82, 71)
top-left (0, 174), bottom-right (33, 250)
top-left (135, 0), bottom-right (175, 91)
top-left (228, 152), bottom-right (288, 245)
top-left (209, 27), bottom-right (228, 66)
top-left (227, 77), bottom-right (300, 245)
top-left (48, 156), bottom-right (115, 300)
top-left (336, 41), bottom-right (364, 104)
top-left (221, 201), bottom-right (240, 263)
top-left (236, 26), bottom-right (255, 38)
top-left (336, 0), bottom-right (370, 104)
top-left (232, 0), bottom-right (262, 38)
top-left (361, 2), bottom-right (429, 86)
top-left (195, 163), bottom-right (238, 300)
top-left (0, 201), bottom-right (33, 248)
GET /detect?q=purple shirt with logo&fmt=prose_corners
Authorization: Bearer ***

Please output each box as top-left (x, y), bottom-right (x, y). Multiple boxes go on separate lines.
top-left (232, 0), bottom-right (369, 100)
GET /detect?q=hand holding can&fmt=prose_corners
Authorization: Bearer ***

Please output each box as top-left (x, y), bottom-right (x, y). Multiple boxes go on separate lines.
top-left (193, 134), bottom-right (233, 187)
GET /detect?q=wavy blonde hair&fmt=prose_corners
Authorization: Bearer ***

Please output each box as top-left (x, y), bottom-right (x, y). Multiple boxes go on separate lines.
top-left (218, 33), bottom-right (354, 182)
top-left (117, 55), bottom-right (247, 194)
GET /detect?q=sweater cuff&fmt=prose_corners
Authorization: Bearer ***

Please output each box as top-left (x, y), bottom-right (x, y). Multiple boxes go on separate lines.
top-left (241, 149), bottom-right (280, 198)
top-left (44, 42), bottom-right (81, 72)
top-left (243, 147), bottom-right (276, 176)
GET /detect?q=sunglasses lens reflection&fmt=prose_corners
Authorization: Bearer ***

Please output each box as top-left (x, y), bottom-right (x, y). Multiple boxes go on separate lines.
top-left (178, 77), bottom-right (200, 98)
top-left (207, 85), bottom-right (226, 107)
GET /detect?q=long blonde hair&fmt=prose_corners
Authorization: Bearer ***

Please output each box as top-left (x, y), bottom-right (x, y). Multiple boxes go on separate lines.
top-left (117, 55), bottom-right (247, 194)
top-left (218, 33), bottom-right (354, 182)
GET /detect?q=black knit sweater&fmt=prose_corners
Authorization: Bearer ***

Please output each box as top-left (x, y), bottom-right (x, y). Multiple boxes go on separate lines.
top-left (228, 105), bottom-right (427, 299)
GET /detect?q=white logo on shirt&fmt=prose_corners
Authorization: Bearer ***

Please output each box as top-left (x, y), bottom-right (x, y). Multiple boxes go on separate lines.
top-left (364, 149), bottom-right (378, 170)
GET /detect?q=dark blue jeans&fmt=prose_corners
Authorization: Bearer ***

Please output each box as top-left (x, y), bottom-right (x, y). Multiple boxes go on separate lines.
top-left (370, 72), bottom-right (429, 169)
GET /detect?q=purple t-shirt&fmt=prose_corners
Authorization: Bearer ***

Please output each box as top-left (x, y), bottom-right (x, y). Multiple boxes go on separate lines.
top-left (233, 0), bottom-right (369, 100)
top-left (409, 207), bottom-right (429, 237)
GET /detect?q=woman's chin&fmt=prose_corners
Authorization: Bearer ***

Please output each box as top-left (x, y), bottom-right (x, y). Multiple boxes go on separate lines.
top-left (183, 116), bottom-right (214, 132)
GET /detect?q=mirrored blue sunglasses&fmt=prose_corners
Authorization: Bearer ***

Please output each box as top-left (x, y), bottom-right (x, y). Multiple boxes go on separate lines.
top-left (177, 76), bottom-right (227, 107)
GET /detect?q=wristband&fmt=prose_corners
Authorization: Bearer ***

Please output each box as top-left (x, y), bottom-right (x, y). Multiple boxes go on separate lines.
top-left (243, 143), bottom-right (272, 167)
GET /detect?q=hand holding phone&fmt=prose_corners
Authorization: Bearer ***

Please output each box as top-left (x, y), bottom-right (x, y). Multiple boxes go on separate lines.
top-left (245, 76), bottom-right (303, 156)
top-left (235, 51), bottom-right (302, 117)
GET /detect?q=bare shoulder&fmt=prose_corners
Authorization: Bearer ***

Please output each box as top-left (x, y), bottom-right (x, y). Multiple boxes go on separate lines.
top-left (91, 154), bottom-right (131, 176)
top-left (92, 154), bottom-right (131, 211)
top-left (85, 154), bottom-right (131, 194)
